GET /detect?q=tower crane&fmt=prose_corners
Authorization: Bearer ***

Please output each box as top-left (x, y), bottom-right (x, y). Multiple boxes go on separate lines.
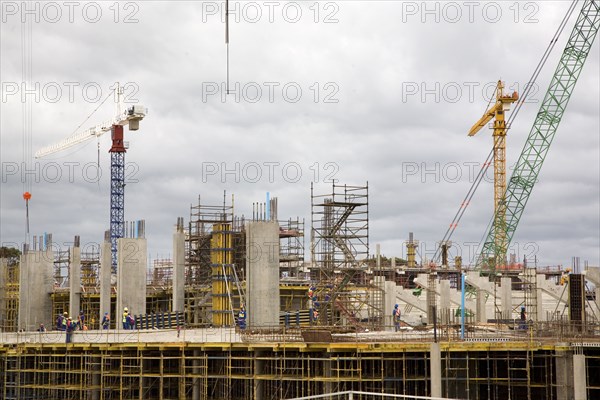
top-left (35, 86), bottom-right (147, 272)
top-left (476, 0), bottom-right (599, 270)
top-left (434, 0), bottom-right (599, 271)
top-left (468, 81), bottom-right (518, 268)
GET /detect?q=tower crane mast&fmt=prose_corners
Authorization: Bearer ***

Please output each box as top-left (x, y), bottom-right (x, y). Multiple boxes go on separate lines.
top-left (35, 86), bottom-right (147, 272)
top-left (468, 81), bottom-right (518, 268)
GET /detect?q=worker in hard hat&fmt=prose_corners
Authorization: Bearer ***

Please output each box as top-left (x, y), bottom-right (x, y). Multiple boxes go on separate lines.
top-left (65, 317), bottom-right (75, 343)
top-left (57, 311), bottom-right (68, 331)
top-left (393, 304), bottom-right (401, 332)
top-left (237, 304), bottom-right (246, 330)
top-left (122, 307), bottom-right (129, 330)
top-left (519, 306), bottom-right (527, 330)
top-left (101, 312), bottom-right (110, 330)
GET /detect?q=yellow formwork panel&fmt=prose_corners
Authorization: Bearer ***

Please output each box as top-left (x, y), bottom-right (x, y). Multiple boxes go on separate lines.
top-left (211, 223), bottom-right (233, 327)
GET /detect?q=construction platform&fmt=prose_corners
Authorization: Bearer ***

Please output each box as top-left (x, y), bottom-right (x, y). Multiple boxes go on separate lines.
top-left (1, 327), bottom-right (600, 399)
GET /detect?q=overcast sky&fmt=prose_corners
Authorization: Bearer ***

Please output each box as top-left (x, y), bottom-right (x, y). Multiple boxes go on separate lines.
top-left (1, 1), bottom-right (598, 268)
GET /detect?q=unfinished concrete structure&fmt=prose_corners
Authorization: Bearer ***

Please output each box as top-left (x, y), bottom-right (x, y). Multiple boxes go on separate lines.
top-left (17, 235), bottom-right (54, 331)
top-left (0, 188), bottom-right (599, 400)
top-left (246, 221), bottom-right (280, 327)
top-left (116, 231), bottom-right (148, 325)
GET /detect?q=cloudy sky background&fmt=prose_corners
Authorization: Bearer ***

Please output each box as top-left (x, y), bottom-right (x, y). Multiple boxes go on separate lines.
top-left (1, 1), bottom-right (598, 268)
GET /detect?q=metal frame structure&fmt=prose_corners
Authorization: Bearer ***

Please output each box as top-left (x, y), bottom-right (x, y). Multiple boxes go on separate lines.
top-left (310, 183), bottom-right (383, 330)
top-left (477, 0), bottom-right (600, 270)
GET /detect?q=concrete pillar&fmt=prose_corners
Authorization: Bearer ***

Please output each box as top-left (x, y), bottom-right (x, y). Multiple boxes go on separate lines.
top-left (116, 237), bottom-right (147, 326)
top-left (172, 219), bottom-right (185, 312)
top-left (573, 354), bottom-right (586, 400)
top-left (536, 284), bottom-right (544, 322)
top-left (100, 234), bottom-right (112, 326)
top-left (192, 350), bottom-right (201, 400)
top-left (254, 351), bottom-right (266, 400)
top-left (500, 277), bottom-right (512, 319)
top-left (246, 221), bottom-right (279, 328)
top-left (556, 349), bottom-right (574, 400)
top-left (439, 280), bottom-right (450, 324)
top-left (324, 356), bottom-right (332, 394)
top-left (18, 245), bottom-right (54, 331)
top-left (476, 290), bottom-right (487, 323)
top-left (430, 343), bottom-right (442, 398)
top-left (89, 356), bottom-right (101, 400)
top-left (384, 280), bottom-right (396, 330)
top-left (69, 237), bottom-right (81, 319)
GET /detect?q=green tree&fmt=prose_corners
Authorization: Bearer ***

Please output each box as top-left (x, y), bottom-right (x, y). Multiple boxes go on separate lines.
top-left (0, 246), bottom-right (21, 261)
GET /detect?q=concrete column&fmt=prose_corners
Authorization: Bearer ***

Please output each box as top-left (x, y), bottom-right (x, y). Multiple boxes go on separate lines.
top-left (439, 280), bottom-right (450, 324)
top-left (476, 289), bottom-right (487, 323)
top-left (556, 349), bottom-right (574, 400)
top-left (573, 354), bottom-right (586, 400)
top-left (116, 238), bottom-right (148, 326)
top-left (500, 277), bottom-right (512, 319)
top-left (18, 245), bottom-right (54, 331)
top-left (246, 222), bottom-right (279, 328)
top-left (430, 343), bottom-right (442, 398)
top-left (69, 237), bottom-right (81, 319)
top-left (254, 350), bottom-right (266, 400)
top-left (384, 280), bottom-right (396, 330)
top-left (89, 356), bottom-right (101, 400)
top-left (192, 350), bottom-right (201, 400)
top-left (100, 234), bottom-right (112, 325)
top-left (172, 219), bottom-right (185, 312)
top-left (536, 285), bottom-right (544, 322)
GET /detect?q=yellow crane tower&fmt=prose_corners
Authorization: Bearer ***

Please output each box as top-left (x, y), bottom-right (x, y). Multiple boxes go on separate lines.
top-left (468, 80), bottom-right (518, 266)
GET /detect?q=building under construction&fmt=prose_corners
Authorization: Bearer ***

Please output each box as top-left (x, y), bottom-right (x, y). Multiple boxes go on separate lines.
top-left (1, 1), bottom-right (599, 399)
top-left (1, 182), bottom-right (600, 400)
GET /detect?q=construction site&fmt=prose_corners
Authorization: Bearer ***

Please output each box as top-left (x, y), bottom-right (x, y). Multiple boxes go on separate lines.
top-left (1, 1), bottom-right (599, 400)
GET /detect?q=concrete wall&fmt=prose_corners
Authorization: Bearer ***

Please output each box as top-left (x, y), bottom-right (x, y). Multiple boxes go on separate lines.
top-left (556, 349), bottom-right (574, 400)
top-left (69, 245), bottom-right (81, 317)
top-left (246, 222), bottom-right (279, 328)
top-left (430, 343), bottom-right (442, 398)
top-left (18, 249), bottom-right (54, 330)
top-left (384, 280), bottom-right (396, 330)
top-left (172, 223), bottom-right (185, 312)
top-left (116, 238), bottom-right (147, 327)
top-left (500, 277), bottom-right (512, 319)
top-left (573, 354), bottom-right (587, 400)
top-left (99, 238), bottom-right (112, 324)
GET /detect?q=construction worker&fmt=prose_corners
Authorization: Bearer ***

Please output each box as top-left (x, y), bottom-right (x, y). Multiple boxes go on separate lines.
top-left (101, 312), bottom-right (110, 330)
top-left (126, 312), bottom-right (135, 330)
top-left (56, 313), bottom-right (64, 331)
top-left (238, 304), bottom-right (246, 330)
top-left (122, 307), bottom-right (129, 330)
top-left (393, 304), bottom-right (401, 332)
top-left (65, 317), bottom-right (74, 343)
top-left (78, 310), bottom-right (85, 330)
top-left (519, 306), bottom-right (527, 330)
top-left (60, 312), bottom-right (68, 331)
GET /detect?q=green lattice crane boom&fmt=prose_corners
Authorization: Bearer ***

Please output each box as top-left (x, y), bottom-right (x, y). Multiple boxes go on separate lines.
top-left (477, 0), bottom-right (600, 270)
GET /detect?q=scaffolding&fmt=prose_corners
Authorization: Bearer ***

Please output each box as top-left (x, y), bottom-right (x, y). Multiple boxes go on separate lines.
top-left (211, 222), bottom-right (235, 326)
top-left (311, 183), bottom-right (383, 330)
top-left (0, 258), bottom-right (19, 332)
top-left (279, 217), bottom-right (305, 280)
top-left (0, 340), bottom-right (596, 400)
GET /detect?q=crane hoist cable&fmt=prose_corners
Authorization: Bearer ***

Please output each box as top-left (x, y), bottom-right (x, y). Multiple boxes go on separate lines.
top-left (433, 0), bottom-right (580, 264)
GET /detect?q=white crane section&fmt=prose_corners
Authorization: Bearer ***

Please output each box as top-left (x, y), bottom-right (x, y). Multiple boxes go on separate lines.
top-left (35, 87), bottom-right (146, 159)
